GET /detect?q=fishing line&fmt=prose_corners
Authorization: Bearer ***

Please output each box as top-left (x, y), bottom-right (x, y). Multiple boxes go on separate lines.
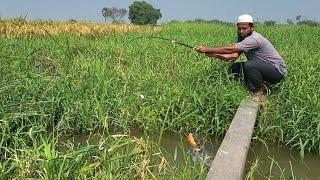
top-left (127, 36), bottom-right (195, 49)
top-left (1, 27), bottom-right (67, 59)
top-left (127, 36), bottom-right (207, 61)
top-left (41, 27), bottom-right (65, 51)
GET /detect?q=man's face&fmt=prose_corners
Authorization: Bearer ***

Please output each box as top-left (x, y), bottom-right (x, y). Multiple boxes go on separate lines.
top-left (237, 23), bottom-right (253, 39)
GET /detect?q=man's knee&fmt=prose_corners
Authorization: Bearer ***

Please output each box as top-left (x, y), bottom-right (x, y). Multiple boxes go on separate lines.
top-left (230, 62), bottom-right (244, 77)
top-left (243, 60), bottom-right (255, 71)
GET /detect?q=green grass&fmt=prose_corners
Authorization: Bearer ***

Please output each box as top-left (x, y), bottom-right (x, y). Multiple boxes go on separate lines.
top-left (0, 21), bottom-right (319, 178)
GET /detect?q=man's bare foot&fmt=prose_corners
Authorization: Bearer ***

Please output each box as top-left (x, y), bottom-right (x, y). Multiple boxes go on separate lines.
top-left (251, 88), bottom-right (264, 102)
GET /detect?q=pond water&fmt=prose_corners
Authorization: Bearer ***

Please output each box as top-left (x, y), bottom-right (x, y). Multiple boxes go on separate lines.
top-left (57, 129), bottom-right (320, 179)
top-left (246, 141), bottom-right (320, 179)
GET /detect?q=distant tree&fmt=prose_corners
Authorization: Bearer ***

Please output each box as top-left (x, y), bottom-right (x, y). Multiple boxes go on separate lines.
top-left (68, 19), bottom-right (78, 23)
top-left (296, 15), bottom-right (302, 22)
top-left (194, 18), bottom-right (206, 23)
top-left (102, 7), bottom-right (108, 22)
top-left (297, 20), bottom-right (319, 26)
top-left (185, 18), bottom-right (227, 24)
top-left (286, 18), bottom-right (294, 25)
top-left (168, 20), bottom-right (182, 24)
top-left (128, 1), bottom-right (161, 25)
top-left (102, 7), bottom-right (127, 23)
top-left (264, 20), bottom-right (276, 26)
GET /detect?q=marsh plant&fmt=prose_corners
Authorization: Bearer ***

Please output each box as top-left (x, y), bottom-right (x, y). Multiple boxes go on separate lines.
top-left (0, 20), bottom-right (319, 178)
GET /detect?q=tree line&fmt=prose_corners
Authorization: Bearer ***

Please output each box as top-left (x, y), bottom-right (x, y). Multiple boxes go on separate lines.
top-left (102, 1), bottom-right (161, 25)
top-left (101, 1), bottom-right (319, 26)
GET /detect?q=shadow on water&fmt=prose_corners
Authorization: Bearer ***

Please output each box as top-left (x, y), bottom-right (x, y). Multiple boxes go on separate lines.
top-left (56, 128), bottom-right (320, 179)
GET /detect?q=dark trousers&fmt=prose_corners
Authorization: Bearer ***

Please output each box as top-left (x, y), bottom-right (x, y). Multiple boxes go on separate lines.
top-left (230, 60), bottom-right (284, 92)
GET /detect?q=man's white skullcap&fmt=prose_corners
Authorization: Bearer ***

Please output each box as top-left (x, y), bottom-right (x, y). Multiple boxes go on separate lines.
top-left (237, 14), bottom-right (253, 23)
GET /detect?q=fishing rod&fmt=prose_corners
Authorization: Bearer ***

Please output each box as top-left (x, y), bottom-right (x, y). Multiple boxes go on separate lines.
top-left (127, 36), bottom-right (211, 61)
top-left (128, 36), bottom-right (195, 49)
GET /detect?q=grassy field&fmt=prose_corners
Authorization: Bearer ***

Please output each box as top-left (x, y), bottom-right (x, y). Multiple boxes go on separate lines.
top-left (0, 19), bottom-right (319, 178)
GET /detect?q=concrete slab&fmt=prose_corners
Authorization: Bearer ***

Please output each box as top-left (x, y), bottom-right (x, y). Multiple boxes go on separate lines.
top-left (206, 100), bottom-right (260, 180)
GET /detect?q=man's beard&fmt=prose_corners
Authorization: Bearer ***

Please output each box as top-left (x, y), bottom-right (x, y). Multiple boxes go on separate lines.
top-left (237, 32), bottom-right (253, 42)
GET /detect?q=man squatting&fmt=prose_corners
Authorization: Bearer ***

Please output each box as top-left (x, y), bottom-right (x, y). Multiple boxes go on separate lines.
top-left (195, 14), bottom-right (287, 101)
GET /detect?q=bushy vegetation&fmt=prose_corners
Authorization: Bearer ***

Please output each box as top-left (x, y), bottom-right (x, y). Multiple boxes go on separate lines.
top-left (129, 1), bottom-right (162, 25)
top-left (0, 21), bottom-right (319, 178)
top-left (264, 20), bottom-right (276, 26)
top-left (297, 20), bottom-right (319, 26)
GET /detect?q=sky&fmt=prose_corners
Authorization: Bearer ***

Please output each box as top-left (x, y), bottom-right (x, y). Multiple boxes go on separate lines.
top-left (0, 0), bottom-right (319, 24)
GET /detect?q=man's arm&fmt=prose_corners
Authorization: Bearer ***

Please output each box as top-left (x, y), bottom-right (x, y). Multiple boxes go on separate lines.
top-left (205, 52), bottom-right (240, 62)
top-left (195, 44), bottom-right (242, 62)
top-left (195, 44), bottom-right (243, 54)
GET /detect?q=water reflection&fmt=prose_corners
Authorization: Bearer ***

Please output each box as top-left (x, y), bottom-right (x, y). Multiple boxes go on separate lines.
top-left (245, 141), bottom-right (320, 179)
top-left (56, 129), bottom-right (320, 179)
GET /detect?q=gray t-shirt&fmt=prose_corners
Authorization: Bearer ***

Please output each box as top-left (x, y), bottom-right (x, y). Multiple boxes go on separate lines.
top-left (236, 31), bottom-right (287, 75)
